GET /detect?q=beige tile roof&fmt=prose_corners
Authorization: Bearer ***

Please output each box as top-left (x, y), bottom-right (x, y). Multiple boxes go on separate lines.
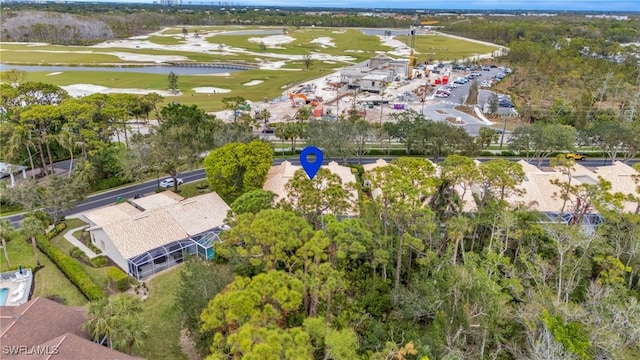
top-left (264, 161), bottom-right (299, 200)
top-left (86, 191), bottom-right (232, 259)
top-left (326, 161), bottom-right (358, 186)
top-left (102, 209), bottom-right (188, 259)
top-left (165, 192), bottom-right (231, 236)
top-left (593, 161), bottom-right (639, 213)
top-left (263, 161), bottom-right (358, 214)
top-left (82, 203), bottom-right (141, 227)
top-left (511, 171), bottom-right (584, 212)
top-left (362, 159), bottom-right (388, 172)
top-left (131, 191), bottom-right (184, 211)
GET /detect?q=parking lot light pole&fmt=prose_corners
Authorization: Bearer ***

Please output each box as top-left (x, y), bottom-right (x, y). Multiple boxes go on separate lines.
top-left (499, 114), bottom-right (508, 150)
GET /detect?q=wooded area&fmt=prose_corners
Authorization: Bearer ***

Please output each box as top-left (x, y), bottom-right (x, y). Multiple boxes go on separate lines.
top-left (1, 7), bottom-right (640, 359)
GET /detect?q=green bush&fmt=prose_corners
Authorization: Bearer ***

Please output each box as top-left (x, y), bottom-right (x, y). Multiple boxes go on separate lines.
top-left (87, 242), bottom-right (102, 254)
top-left (37, 235), bottom-right (105, 301)
top-left (69, 246), bottom-right (83, 258)
top-left (46, 223), bottom-right (67, 240)
top-left (107, 266), bottom-right (131, 291)
top-left (91, 256), bottom-right (108, 268)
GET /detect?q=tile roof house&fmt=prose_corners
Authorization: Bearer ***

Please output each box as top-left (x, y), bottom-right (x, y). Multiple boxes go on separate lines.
top-left (264, 160), bottom-right (358, 214)
top-left (83, 191), bottom-right (231, 279)
top-left (362, 158), bottom-right (639, 218)
top-left (0, 297), bottom-right (142, 360)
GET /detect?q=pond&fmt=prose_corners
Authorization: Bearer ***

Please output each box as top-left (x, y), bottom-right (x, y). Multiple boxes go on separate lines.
top-left (0, 63), bottom-right (242, 75)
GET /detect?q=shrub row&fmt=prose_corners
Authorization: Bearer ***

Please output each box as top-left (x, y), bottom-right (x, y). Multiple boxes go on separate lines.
top-left (87, 242), bottom-right (102, 255)
top-left (46, 223), bottom-right (67, 240)
top-left (107, 266), bottom-right (131, 291)
top-left (37, 233), bottom-right (106, 301)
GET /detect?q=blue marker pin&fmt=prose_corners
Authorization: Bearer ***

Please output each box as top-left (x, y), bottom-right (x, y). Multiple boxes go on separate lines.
top-left (300, 146), bottom-right (323, 180)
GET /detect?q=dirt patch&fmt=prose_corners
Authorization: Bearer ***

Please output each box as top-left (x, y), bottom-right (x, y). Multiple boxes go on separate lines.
top-left (435, 109), bottom-right (447, 114)
top-left (179, 328), bottom-right (200, 360)
top-left (447, 117), bottom-right (465, 125)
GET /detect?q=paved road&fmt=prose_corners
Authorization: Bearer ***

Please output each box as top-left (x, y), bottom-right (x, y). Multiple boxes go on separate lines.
top-left (5, 156), bottom-right (637, 228)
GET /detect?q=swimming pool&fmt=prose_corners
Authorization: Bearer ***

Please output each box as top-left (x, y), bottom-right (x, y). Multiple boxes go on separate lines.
top-left (0, 288), bottom-right (8, 306)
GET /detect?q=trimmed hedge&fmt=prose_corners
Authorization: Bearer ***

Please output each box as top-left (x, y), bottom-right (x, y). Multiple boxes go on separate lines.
top-left (37, 232), bottom-right (106, 301)
top-left (46, 223), bottom-right (67, 240)
top-left (91, 256), bottom-right (108, 268)
top-left (107, 266), bottom-right (130, 291)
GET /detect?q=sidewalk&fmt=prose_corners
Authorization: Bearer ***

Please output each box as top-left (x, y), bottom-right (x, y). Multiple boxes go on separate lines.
top-left (63, 225), bottom-right (99, 259)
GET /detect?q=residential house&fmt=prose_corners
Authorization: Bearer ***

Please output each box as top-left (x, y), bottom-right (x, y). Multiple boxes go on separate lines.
top-left (83, 191), bottom-right (231, 280)
top-left (0, 297), bottom-right (142, 360)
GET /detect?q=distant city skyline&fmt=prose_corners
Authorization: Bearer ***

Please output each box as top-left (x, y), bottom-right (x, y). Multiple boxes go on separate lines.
top-left (240, 1), bottom-right (636, 11)
top-left (39, 0), bottom-right (638, 12)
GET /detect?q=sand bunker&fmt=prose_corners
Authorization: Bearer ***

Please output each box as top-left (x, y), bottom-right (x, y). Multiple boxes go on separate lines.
top-left (243, 80), bottom-right (263, 86)
top-left (192, 86), bottom-right (231, 94)
top-left (109, 52), bottom-right (188, 63)
top-left (248, 35), bottom-right (295, 46)
top-left (311, 37), bottom-right (336, 48)
top-left (46, 72), bottom-right (62, 76)
top-left (61, 84), bottom-right (178, 97)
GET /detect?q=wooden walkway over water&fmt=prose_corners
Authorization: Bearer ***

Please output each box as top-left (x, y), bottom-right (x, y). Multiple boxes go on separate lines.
top-left (165, 62), bottom-right (259, 70)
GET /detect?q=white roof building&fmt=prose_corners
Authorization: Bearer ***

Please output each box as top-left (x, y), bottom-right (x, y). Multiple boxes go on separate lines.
top-left (83, 191), bottom-right (231, 279)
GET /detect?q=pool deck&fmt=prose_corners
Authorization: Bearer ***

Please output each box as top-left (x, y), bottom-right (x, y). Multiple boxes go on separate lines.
top-left (0, 269), bottom-right (33, 306)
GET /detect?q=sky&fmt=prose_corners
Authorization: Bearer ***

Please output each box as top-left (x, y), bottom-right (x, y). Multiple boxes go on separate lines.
top-left (231, 0), bottom-right (639, 12)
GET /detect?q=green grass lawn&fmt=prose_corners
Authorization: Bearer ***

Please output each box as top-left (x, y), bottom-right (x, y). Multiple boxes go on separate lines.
top-left (207, 28), bottom-right (386, 62)
top-left (16, 67), bottom-right (335, 111)
top-left (177, 180), bottom-right (212, 198)
top-left (0, 49), bottom-right (123, 64)
top-left (148, 35), bottom-right (185, 46)
top-left (0, 44), bottom-right (280, 64)
top-left (134, 265), bottom-right (188, 360)
top-left (48, 218), bottom-right (111, 289)
top-left (396, 33), bottom-right (498, 62)
top-left (1, 227), bottom-right (87, 306)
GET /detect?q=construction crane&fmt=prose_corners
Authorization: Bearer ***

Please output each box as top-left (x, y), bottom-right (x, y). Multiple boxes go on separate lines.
top-left (407, 28), bottom-right (416, 80)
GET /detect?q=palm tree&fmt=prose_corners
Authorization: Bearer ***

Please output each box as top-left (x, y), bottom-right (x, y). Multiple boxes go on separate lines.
top-left (57, 127), bottom-right (77, 177)
top-left (84, 294), bottom-right (148, 353)
top-left (113, 315), bottom-right (148, 354)
top-left (446, 215), bottom-right (470, 265)
top-left (275, 126), bottom-right (287, 155)
top-left (20, 214), bottom-right (45, 267)
top-left (84, 298), bottom-right (113, 347)
top-left (0, 219), bottom-right (15, 271)
top-left (6, 122), bottom-right (37, 178)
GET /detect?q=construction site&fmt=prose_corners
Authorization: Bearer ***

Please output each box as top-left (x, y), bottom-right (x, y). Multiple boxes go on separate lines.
top-left (210, 27), bottom-right (496, 127)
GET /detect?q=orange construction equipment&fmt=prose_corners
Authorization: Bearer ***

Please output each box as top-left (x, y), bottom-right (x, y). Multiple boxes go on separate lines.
top-left (289, 93), bottom-right (307, 102)
top-left (313, 105), bottom-right (323, 117)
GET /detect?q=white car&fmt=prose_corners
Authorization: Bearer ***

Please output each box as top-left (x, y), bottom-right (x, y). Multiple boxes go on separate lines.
top-left (159, 178), bottom-right (184, 188)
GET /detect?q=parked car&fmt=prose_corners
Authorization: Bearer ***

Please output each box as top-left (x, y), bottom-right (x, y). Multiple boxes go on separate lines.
top-left (262, 127), bottom-right (275, 134)
top-left (499, 102), bottom-right (514, 108)
top-left (159, 177), bottom-right (184, 188)
top-left (565, 153), bottom-right (586, 161)
top-left (481, 66), bottom-right (491, 71)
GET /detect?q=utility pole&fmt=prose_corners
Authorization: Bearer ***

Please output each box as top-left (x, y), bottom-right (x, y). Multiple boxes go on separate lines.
top-left (499, 113), bottom-right (508, 150)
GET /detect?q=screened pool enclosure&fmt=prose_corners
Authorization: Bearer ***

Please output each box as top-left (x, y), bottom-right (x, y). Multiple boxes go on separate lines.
top-left (127, 226), bottom-right (228, 280)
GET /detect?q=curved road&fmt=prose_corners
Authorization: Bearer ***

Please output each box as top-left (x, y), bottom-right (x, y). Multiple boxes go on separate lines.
top-left (4, 156), bottom-right (637, 228)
